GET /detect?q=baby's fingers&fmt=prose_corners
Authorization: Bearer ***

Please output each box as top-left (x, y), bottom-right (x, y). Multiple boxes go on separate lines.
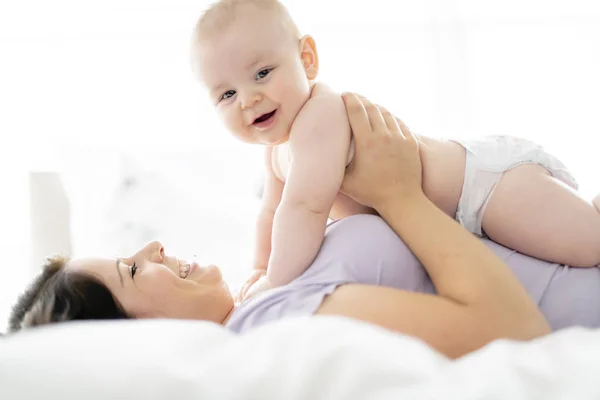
top-left (239, 278), bottom-right (257, 300)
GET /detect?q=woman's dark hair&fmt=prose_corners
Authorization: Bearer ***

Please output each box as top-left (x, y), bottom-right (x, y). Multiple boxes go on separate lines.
top-left (7, 254), bottom-right (131, 333)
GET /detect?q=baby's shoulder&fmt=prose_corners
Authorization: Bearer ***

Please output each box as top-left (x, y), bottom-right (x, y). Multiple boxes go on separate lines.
top-left (292, 90), bottom-right (349, 147)
top-left (297, 83), bottom-right (344, 121)
top-left (310, 82), bottom-right (337, 97)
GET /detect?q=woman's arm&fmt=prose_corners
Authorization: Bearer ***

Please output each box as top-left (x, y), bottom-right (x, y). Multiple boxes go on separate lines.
top-left (319, 198), bottom-right (551, 358)
top-left (319, 93), bottom-right (550, 358)
top-left (320, 196), bottom-right (549, 358)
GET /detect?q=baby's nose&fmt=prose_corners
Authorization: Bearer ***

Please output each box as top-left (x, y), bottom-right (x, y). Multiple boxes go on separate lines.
top-left (241, 92), bottom-right (262, 109)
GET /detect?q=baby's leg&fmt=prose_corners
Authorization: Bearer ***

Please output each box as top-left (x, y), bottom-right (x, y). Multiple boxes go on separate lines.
top-left (482, 164), bottom-right (600, 267)
top-left (594, 194), bottom-right (600, 213)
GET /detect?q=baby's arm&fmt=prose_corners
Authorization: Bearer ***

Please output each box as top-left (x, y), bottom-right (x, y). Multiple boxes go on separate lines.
top-left (252, 147), bottom-right (284, 270)
top-left (266, 94), bottom-right (352, 286)
top-left (237, 148), bottom-right (284, 301)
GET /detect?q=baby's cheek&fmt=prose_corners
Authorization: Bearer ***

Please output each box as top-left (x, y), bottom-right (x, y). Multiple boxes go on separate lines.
top-left (222, 110), bottom-right (244, 137)
top-left (218, 109), bottom-right (233, 129)
top-left (284, 78), bottom-right (308, 101)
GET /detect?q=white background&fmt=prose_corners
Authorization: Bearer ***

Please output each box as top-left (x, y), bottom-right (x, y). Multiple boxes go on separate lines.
top-left (1, 0), bottom-right (599, 330)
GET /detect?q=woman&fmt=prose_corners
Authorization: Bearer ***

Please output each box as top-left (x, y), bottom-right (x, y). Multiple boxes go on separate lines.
top-left (8, 94), bottom-right (597, 359)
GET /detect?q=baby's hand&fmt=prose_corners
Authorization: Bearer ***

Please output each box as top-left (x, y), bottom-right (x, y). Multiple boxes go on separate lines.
top-left (236, 269), bottom-right (267, 302)
top-left (243, 275), bottom-right (274, 301)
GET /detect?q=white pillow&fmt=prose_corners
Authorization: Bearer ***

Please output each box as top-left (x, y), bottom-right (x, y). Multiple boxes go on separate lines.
top-left (0, 317), bottom-right (443, 400)
top-left (1, 317), bottom-right (600, 399)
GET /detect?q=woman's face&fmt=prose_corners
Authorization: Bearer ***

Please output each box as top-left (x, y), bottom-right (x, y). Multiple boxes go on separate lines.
top-left (66, 241), bottom-right (235, 323)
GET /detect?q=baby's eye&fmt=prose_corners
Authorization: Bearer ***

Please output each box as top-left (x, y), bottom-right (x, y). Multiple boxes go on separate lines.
top-left (256, 68), bottom-right (272, 80)
top-left (220, 90), bottom-right (236, 101)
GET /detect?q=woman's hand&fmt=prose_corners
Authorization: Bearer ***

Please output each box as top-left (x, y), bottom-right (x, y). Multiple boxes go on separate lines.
top-left (340, 93), bottom-right (423, 210)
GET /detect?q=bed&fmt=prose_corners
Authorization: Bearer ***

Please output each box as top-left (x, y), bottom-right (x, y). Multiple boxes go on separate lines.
top-left (1, 316), bottom-right (599, 399)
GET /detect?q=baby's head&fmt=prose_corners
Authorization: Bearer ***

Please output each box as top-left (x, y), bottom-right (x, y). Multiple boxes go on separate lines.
top-left (192, 0), bottom-right (319, 146)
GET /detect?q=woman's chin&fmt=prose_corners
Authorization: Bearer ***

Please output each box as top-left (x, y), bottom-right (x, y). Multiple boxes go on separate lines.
top-left (208, 264), bottom-right (225, 282)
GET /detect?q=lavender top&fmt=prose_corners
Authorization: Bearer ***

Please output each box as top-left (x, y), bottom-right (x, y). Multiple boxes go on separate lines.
top-left (226, 215), bottom-right (600, 333)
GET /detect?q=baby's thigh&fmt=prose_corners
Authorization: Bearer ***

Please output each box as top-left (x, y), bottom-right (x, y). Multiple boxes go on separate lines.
top-left (483, 163), bottom-right (600, 266)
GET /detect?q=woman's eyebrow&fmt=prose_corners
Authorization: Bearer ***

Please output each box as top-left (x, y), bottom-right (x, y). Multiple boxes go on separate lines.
top-left (115, 258), bottom-right (124, 287)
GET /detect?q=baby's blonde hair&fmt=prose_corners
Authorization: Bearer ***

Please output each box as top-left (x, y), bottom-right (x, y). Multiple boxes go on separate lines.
top-left (193, 0), bottom-right (301, 43)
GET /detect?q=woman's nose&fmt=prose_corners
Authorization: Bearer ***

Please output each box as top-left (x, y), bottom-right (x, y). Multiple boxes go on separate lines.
top-left (142, 240), bottom-right (165, 262)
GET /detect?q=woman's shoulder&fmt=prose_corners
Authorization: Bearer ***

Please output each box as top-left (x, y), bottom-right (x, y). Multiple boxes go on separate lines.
top-left (225, 283), bottom-right (341, 334)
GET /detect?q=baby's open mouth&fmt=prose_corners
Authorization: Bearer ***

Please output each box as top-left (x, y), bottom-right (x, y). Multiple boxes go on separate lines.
top-left (253, 110), bottom-right (276, 124)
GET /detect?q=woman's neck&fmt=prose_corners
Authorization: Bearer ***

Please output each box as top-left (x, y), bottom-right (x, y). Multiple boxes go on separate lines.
top-left (220, 304), bottom-right (236, 326)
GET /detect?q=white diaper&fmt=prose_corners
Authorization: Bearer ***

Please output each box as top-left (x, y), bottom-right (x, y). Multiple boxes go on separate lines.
top-left (452, 135), bottom-right (578, 237)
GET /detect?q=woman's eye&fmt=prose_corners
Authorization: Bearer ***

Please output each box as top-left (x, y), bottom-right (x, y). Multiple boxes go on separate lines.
top-left (130, 262), bottom-right (138, 278)
top-left (256, 68), bottom-right (271, 80)
top-left (220, 90), bottom-right (235, 101)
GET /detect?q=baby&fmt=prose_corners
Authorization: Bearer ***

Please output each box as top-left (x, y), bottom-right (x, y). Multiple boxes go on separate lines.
top-left (191, 0), bottom-right (600, 300)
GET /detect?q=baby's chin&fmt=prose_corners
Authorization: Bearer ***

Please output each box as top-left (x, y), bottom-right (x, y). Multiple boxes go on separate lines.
top-left (262, 135), bottom-right (290, 146)
top-left (230, 125), bottom-right (291, 146)
top-left (256, 128), bottom-right (291, 146)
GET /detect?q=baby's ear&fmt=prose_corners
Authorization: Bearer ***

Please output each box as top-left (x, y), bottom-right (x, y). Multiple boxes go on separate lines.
top-left (299, 35), bottom-right (319, 80)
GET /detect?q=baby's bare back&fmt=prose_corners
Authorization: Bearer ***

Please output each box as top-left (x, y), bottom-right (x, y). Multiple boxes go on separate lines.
top-left (329, 137), bottom-right (466, 220)
top-left (272, 83), bottom-right (467, 220)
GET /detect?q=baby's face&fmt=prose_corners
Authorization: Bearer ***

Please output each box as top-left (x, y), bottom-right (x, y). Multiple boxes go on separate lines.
top-left (196, 12), bottom-right (313, 146)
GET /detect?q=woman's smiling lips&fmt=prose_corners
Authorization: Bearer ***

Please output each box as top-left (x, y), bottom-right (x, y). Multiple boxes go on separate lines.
top-left (186, 261), bottom-right (198, 278)
top-left (178, 259), bottom-right (195, 279)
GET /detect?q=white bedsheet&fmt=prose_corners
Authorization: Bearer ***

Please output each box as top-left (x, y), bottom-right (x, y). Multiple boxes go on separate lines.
top-left (1, 316), bottom-right (599, 399)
